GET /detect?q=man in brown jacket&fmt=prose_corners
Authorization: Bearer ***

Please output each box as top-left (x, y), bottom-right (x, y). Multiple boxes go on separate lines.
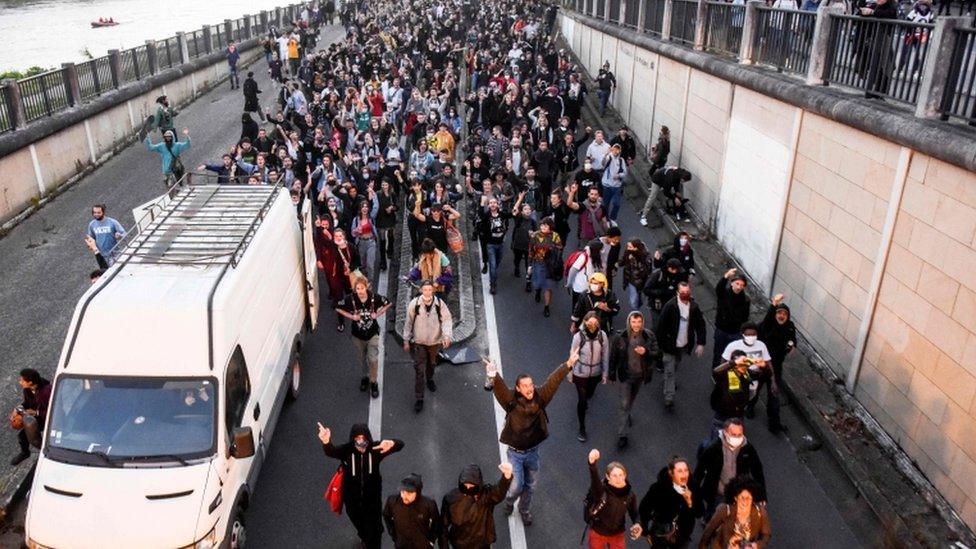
top-left (484, 350), bottom-right (579, 526)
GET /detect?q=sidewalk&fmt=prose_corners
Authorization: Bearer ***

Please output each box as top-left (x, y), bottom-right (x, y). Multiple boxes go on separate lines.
top-left (566, 32), bottom-right (976, 547)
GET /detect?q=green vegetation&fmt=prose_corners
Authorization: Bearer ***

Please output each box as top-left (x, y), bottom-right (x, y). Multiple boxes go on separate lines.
top-left (0, 66), bottom-right (53, 81)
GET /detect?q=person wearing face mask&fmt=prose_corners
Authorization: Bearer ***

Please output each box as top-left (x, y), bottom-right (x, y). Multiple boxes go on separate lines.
top-left (583, 449), bottom-right (643, 548)
top-left (318, 422), bottom-right (405, 549)
top-left (655, 282), bottom-right (707, 411)
top-left (570, 312), bottom-right (610, 443)
top-left (692, 419), bottom-right (766, 521)
top-left (485, 351), bottom-right (580, 527)
top-left (721, 325), bottom-right (772, 427)
top-left (440, 462), bottom-right (513, 547)
top-left (643, 258), bottom-right (690, 317)
top-left (758, 294), bottom-right (796, 434)
top-left (710, 350), bottom-right (757, 441)
top-left (571, 272), bottom-right (620, 334)
top-left (639, 456), bottom-right (699, 548)
top-left (573, 156), bottom-right (602, 202)
top-left (656, 232), bottom-right (696, 276)
top-left (713, 269), bottom-right (751, 367)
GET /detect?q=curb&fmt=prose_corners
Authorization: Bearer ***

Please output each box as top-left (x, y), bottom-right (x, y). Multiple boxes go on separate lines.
top-left (0, 456), bottom-right (34, 524)
top-left (561, 30), bottom-right (976, 548)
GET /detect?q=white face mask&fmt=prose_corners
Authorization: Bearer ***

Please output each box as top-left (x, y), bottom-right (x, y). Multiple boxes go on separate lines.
top-left (726, 435), bottom-right (744, 449)
top-left (589, 283), bottom-right (601, 293)
top-left (743, 335), bottom-right (757, 345)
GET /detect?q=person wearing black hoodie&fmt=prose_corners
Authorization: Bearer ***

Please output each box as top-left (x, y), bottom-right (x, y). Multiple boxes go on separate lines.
top-left (712, 268), bottom-right (751, 367)
top-left (383, 474), bottom-right (441, 548)
top-left (757, 294), bottom-right (797, 434)
top-left (638, 457), bottom-right (699, 548)
top-left (319, 422), bottom-right (405, 549)
top-left (440, 462), bottom-right (513, 548)
top-left (656, 232), bottom-right (696, 277)
top-left (584, 449), bottom-right (642, 548)
top-left (643, 258), bottom-right (690, 317)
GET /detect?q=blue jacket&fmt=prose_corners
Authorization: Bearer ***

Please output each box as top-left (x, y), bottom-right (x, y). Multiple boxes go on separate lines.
top-left (145, 136), bottom-right (191, 174)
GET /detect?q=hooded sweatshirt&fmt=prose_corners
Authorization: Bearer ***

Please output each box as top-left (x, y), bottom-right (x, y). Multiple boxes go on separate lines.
top-left (440, 465), bottom-right (511, 548)
top-left (323, 423), bottom-right (405, 505)
top-left (586, 461), bottom-right (639, 536)
top-left (383, 474), bottom-right (441, 548)
top-left (759, 304), bottom-right (796, 366)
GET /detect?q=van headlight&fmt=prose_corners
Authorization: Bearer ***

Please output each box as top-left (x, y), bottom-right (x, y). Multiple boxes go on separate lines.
top-left (180, 526), bottom-right (217, 549)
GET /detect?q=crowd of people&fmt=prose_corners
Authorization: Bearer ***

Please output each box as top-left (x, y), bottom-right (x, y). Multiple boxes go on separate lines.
top-left (67, 0), bottom-right (813, 546)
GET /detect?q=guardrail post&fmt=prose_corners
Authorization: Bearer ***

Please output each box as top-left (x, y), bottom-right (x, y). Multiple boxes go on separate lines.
top-left (107, 49), bottom-right (121, 88)
top-left (274, 7), bottom-right (282, 29)
top-left (243, 15), bottom-right (253, 38)
top-left (738, 1), bottom-right (761, 64)
top-left (604, 0), bottom-right (611, 21)
top-left (805, 4), bottom-right (843, 85)
top-left (3, 79), bottom-right (27, 129)
top-left (203, 26), bottom-right (214, 54)
top-left (61, 63), bottom-right (81, 106)
top-left (176, 32), bottom-right (190, 64)
top-left (915, 16), bottom-right (964, 119)
top-left (694, 0), bottom-right (708, 50)
top-left (145, 40), bottom-right (158, 75)
top-left (260, 10), bottom-right (269, 34)
top-left (661, 0), bottom-right (674, 40)
top-left (637, 0), bottom-right (647, 30)
top-left (619, 0), bottom-right (627, 24)
top-left (223, 19), bottom-right (233, 46)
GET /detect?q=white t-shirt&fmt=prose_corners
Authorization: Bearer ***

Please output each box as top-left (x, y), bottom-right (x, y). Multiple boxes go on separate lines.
top-left (676, 300), bottom-right (690, 348)
top-left (722, 340), bottom-right (771, 362)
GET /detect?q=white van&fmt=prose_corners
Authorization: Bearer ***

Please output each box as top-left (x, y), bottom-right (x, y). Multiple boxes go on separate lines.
top-left (25, 183), bottom-right (320, 549)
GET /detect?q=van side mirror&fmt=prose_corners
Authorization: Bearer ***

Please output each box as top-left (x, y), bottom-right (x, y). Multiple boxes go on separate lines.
top-left (230, 427), bottom-right (255, 459)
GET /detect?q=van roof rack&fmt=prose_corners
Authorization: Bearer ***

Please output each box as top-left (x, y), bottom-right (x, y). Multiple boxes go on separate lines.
top-left (112, 182), bottom-right (281, 267)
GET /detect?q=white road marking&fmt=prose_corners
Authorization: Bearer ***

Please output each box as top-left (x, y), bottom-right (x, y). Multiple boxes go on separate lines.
top-left (368, 263), bottom-right (389, 439)
top-left (478, 245), bottom-right (528, 549)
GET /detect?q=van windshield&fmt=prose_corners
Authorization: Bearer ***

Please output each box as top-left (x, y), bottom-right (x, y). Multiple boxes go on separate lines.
top-left (46, 376), bottom-right (216, 467)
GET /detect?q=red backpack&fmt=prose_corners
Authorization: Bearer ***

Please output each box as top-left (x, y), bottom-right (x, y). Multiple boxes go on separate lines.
top-left (563, 248), bottom-right (588, 280)
top-left (324, 466), bottom-right (344, 514)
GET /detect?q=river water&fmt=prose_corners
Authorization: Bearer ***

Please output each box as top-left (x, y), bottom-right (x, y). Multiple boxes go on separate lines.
top-left (0, 0), bottom-right (293, 72)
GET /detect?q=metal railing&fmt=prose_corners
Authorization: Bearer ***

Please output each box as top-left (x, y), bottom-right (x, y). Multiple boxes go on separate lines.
top-left (624, 0), bottom-right (640, 27)
top-left (643, 0), bottom-right (667, 35)
top-left (825, 15), bottom-right (934, 104)
top-left (705, 2), bottom-right (745, 57)
top-left (610, 0), bottom-right (622, 23)
top-left (19, 69), bottom-right (70, 123)
top-left (187, 29), bottom-right (207, 59)
top-left (670, 0), bottom-right (698, 45)
top-left (941, 27), bottom-right (976, 124)
top-left (0, 85), bottom-right (13, 133)
top-left (119, 45), bottom-right (150, 84)
top-left (76, 56), bottom-right (113, 101)
top-left (597, 0), bottom-right (607, 18)
top-left (156, 37), bottom-right (180, 70)
top-left (585, 0), bottom-right (593, 16)
top-left (753, 6), bottom-right (816, 75)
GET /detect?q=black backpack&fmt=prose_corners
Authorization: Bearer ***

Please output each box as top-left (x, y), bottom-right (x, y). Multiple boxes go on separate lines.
top-left (582, 488), bottom-right (607, 525)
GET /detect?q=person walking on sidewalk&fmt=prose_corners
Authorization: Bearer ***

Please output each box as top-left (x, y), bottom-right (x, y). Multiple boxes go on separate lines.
top-left (609, 311), bottom-right (661, 449)
top-left (403, 280), bottom-right (453, 412)
top-left (440, 462), bottom-right (513, 548)
top-left (713, 268), bottom-right (751, 367)
top-left (319, 422), bottom-right (405, 549)
top-left (655, 282), bottom-right (706, 411)
top-left (596, 61), bottom-right (616, 116)
top-left (336, 276), bottom-right (391, 399)
top-left (583, 449), bottom-right (643, 549)
top-left (601, 144), bottom-right (628, 222)
top-left (484, 350), bottom-right (580, 526)
top-left (758, 294), bottom-right (796, 434)
top-left (570, 312), bottom-right (610, 443)
top-left (226, 42), bottom-right (241, 90)
top-left (383, 474), bottom-right (441, 549)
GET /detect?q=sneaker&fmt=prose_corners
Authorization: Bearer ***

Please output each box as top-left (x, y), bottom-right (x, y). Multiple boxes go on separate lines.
top-left (543, 305), bottom-right (550, 317)
top-left (10, 451), bottom-right (29, 466)
top-left (520, 511), bottom-right (533, 526)
top-left (639, 217), bottom-right (648, 227)
top-left (535, 289), bottom-right (541, 303)
top-left (503, 501), bottom-right (514, 516)
top-left (359, 377), bottom-right (369, 392)
top-left (577, 429), bottom-right (587, 442)
top-left (490, 283), bottom-right (497, 295)
top-left (427, 378), bottom-right (437, 392)
top-left (337, 323), bottom-right (344, 332)
top-left (482, 263), bottom-right (488, 274)
top-left (414, 399), bottom-right (424, 412)
top-left (617, 436), bottom-right (628, 449)
top-left (370, 382), bottom-right (379, 398)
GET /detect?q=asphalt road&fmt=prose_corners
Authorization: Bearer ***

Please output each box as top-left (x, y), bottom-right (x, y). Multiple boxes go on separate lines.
top-left (0, 21), bottom-right (885, 549)
top-left (245, 170), bottom-right (883, 546)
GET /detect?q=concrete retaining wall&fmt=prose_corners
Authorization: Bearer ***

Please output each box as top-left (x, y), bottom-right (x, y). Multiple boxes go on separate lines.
top-left (0, 40), bottom-right (263, 227)
top-left (562, 11), bottom-right (976, 533)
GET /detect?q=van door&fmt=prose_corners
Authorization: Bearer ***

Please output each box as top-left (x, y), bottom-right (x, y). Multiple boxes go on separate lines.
top-left (222, 347), bottom-right (255, 507)
top-left (301, 200), bottom-right (320, 330)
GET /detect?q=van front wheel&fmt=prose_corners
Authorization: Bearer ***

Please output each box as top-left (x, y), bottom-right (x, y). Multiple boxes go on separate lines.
top-left (229, 509), bottom-right (246, 548)
top-left (287, 355), bottom-right (301, 402)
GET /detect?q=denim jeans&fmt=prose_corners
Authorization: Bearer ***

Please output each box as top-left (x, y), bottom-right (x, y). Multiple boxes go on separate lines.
top-left (603, 185), bottom-right (622, 221)
top-left (505, 446), bottom-right (540, 514)
top-left (663, 351), bottom-right (684, 402)
top-left (625, 283), bottom-right (642, 311)
top-left (487, 243), bottom-right (504, 285)
top-left (597, 88), bottom-right (611, 114)
top-left (617, 378), bottom-right (642, 437)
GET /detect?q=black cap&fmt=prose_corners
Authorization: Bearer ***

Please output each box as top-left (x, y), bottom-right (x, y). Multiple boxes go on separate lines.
top-left (666, 258), bottom-right (682, 269)
top-left (399, 474), bottom-right (422, 493)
